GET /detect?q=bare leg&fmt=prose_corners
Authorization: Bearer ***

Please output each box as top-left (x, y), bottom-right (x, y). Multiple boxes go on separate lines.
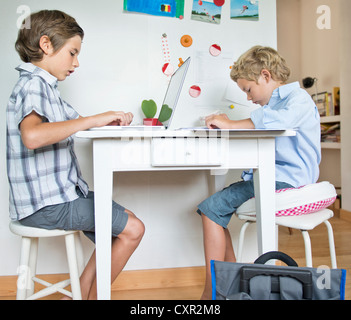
top-left (79, 209), bottom-right (145, 300)
top-left (200, 213), bottom-right (236, 300)
top-left (224, 228), bottom-right (236, 262)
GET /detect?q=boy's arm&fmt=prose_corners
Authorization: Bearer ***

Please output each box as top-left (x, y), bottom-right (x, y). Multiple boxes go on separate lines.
top-left (20, 110), bottom-right (133, 150)
top-left (205, 114), bottom-right (255, 129)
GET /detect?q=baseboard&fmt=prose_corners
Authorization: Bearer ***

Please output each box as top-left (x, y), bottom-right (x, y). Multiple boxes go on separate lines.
top-left (0, 266), bottom-right (205, 299)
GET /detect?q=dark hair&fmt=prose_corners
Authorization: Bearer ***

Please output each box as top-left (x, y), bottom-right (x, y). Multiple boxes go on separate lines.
top-left (15, 10), bottom-right (84, 63)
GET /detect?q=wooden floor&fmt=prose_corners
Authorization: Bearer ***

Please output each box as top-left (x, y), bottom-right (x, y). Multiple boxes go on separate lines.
top-left (1, 214), bottom-right (350, 300)
top-left (111, 215), bottom-right (351, 300)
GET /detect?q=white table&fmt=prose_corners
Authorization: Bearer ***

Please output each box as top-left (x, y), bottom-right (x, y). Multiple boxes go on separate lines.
top-left (76, 128), bottom-right (295, 299)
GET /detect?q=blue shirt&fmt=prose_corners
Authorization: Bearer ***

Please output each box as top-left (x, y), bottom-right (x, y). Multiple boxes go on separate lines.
top-left (243, 81), bottom-right (321, 187)
top-left (6, 63), bottom-right (89, 220)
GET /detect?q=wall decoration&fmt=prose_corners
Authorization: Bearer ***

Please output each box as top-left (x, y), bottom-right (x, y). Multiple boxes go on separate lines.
top-left (189, 85), bottom-right (202, 98)
top-left (191, 0), bottom-right (222, 25)
top-left (180, 35), bottom-right (193, 47)
top-left (209, 44), bottom-right (222, 56)
top-left (124, 0), bottom-right (185, 19)
top-left (230, 0), bottom-right (259, 21)
top-left (213, 0), bottom-right (225, 6)
top-left (161, 34), bottom-right (174, 76)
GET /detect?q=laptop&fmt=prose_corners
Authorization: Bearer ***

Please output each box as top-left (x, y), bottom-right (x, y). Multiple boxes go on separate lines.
top-left (89, 57), bottom-right (191, 131)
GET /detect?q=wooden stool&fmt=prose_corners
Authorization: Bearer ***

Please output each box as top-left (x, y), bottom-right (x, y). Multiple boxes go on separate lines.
top-left (9, 221), bottom-right (84, 300)
top-left (236, 209), bottom-right (337, 268)
top-left (235, 182), bottom-right (337, 268)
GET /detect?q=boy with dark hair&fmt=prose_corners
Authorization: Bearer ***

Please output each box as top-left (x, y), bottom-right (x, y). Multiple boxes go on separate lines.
top-left (7, 10), bottom-right (144, 299)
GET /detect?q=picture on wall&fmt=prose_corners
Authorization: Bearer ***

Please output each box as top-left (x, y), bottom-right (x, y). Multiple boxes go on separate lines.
top-left (230, 0), bottom-right (259, 21)
top-left (191, 0), bottom-right (222, 25)
top-left (123, 0), bottom-right (185, 19)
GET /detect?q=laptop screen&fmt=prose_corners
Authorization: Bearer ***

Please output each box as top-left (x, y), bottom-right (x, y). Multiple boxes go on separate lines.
top-left (158, 57), bottom-right (191, 128)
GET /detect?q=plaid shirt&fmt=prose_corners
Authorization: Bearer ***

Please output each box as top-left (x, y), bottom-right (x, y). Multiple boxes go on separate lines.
top-left (6, 63), bottom-right (88, 220)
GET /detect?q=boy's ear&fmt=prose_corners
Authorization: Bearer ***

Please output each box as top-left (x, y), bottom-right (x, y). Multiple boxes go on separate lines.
top-left (39, 35), bottom-right (53, 55)
top-left (261, 69), bottom-right (272, 83)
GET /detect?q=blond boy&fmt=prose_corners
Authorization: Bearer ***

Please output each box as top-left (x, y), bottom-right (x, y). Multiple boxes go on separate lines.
top-left (198, 46), bottom-right (321, 299)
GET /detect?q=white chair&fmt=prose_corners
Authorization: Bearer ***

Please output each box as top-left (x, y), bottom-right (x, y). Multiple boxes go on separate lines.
top-left (235, 181), bottom-right (338, 269)
top-left (9, 221), bottom-right (84, 300)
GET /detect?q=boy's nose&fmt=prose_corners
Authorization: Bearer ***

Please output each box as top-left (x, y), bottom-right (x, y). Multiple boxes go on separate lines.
top-left (74, 57), bottom-right (79, 68)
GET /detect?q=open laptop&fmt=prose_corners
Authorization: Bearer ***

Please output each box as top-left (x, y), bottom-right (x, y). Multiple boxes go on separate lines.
top-left (89, 57), bottom-right (191, 131)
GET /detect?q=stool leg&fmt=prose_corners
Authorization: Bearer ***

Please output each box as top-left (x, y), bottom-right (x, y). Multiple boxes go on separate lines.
top-left (27, 237), bottom-right (38, 297)
top-left (237, 221), bottom-right (252, 262)
top-left (65, 233), bottom-right (82, 300)
top-left (17, 237), bottom-right (32, 300)
top-left (324, 220), bottom-right (337, 269)
top-left (301, 230), bottom-right (313, 268)
top-left (74, 232), bottom-right (85, 276)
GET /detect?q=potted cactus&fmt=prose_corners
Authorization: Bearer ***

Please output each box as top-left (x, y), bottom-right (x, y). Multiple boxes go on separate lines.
top-left (142, 99), bottom-right (172, 126)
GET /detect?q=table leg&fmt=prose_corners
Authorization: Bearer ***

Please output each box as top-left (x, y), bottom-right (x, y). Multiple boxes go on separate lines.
top-left (253, 138), bottom-right (276, 255)
top-left (93, 140), bottom-right (113, 300)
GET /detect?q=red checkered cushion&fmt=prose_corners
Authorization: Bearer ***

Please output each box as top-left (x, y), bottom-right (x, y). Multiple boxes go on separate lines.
top-left (236, 182), bottom-right (337, 217)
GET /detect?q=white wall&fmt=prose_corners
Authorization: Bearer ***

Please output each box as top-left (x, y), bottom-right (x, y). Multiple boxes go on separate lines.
top-left (0, 0), bottom-right (276, 276)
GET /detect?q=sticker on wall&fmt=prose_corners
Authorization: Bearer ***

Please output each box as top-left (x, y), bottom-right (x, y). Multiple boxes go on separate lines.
top-left (162, 63), bottom-right (174, 76)
top-left (189, 85), bottom-right (202, 98)
top-left (209, 44), bottom-right (221, 56)
top-left (180, 35), bottom-right (193, 47)
top-left (161, 34), bottom-right (174, 76)
top-left (191, 0), bottom-right (222, 25)
top-left (214, 0), bottom-right (225, 6)
top-left (230, 0), bottom-right (259, 21)
top-left (123, 0), bottom-right (185, 19)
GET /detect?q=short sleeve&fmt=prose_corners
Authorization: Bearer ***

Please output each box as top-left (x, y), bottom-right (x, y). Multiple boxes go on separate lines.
top-left (14, 77), bottom-right (79, 126)
top-left (14, 77), bottom-right (49, 126)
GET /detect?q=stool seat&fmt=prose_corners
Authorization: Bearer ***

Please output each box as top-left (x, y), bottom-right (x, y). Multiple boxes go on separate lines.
top-left (238, 208), bottom-right (334, 230)
top-left (10, 220), bottom-right (77, 237)
top-left (9, 221), bottom-right (84, 300)
top-left (276, 209), bottom-right (334, 230)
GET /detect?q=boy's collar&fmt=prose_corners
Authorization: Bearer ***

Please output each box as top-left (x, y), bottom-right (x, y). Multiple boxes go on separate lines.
top-left (275, 81), bottom-right (300, 99)
top-left (16, 63), bottom-right (58, 88)
top-left (266, 82), bottom-right (300, 107)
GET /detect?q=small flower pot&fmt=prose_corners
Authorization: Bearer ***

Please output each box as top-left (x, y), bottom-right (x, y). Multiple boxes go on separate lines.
top-left (143, 118), bottom-right (163, 126)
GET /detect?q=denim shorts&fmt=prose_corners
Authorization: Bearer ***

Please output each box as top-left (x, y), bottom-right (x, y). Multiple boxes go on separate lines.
top-left (19, 189), bottom-right (128, 243)
top-left (197, 180), bottom-right (294, 228)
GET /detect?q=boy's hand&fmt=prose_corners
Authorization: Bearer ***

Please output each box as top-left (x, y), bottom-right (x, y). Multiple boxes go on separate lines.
top-left (94, 111), bottom-right (134, 127)
top-left (205, 113), bottom-right (230, 129)
top-left (106, 111), bottom-right (134, 126)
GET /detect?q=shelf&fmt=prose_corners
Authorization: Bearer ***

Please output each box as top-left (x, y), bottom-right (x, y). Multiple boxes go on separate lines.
top-left (320, 115), bottom-right (341, 123)
top-left (321, 142), bottom-right (341, 149)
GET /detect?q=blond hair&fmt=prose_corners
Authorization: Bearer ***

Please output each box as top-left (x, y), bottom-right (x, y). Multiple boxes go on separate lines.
top-left (15, 10), bottom-right (84, 63)
top-left (230, 46), bottom-right (290, 84)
